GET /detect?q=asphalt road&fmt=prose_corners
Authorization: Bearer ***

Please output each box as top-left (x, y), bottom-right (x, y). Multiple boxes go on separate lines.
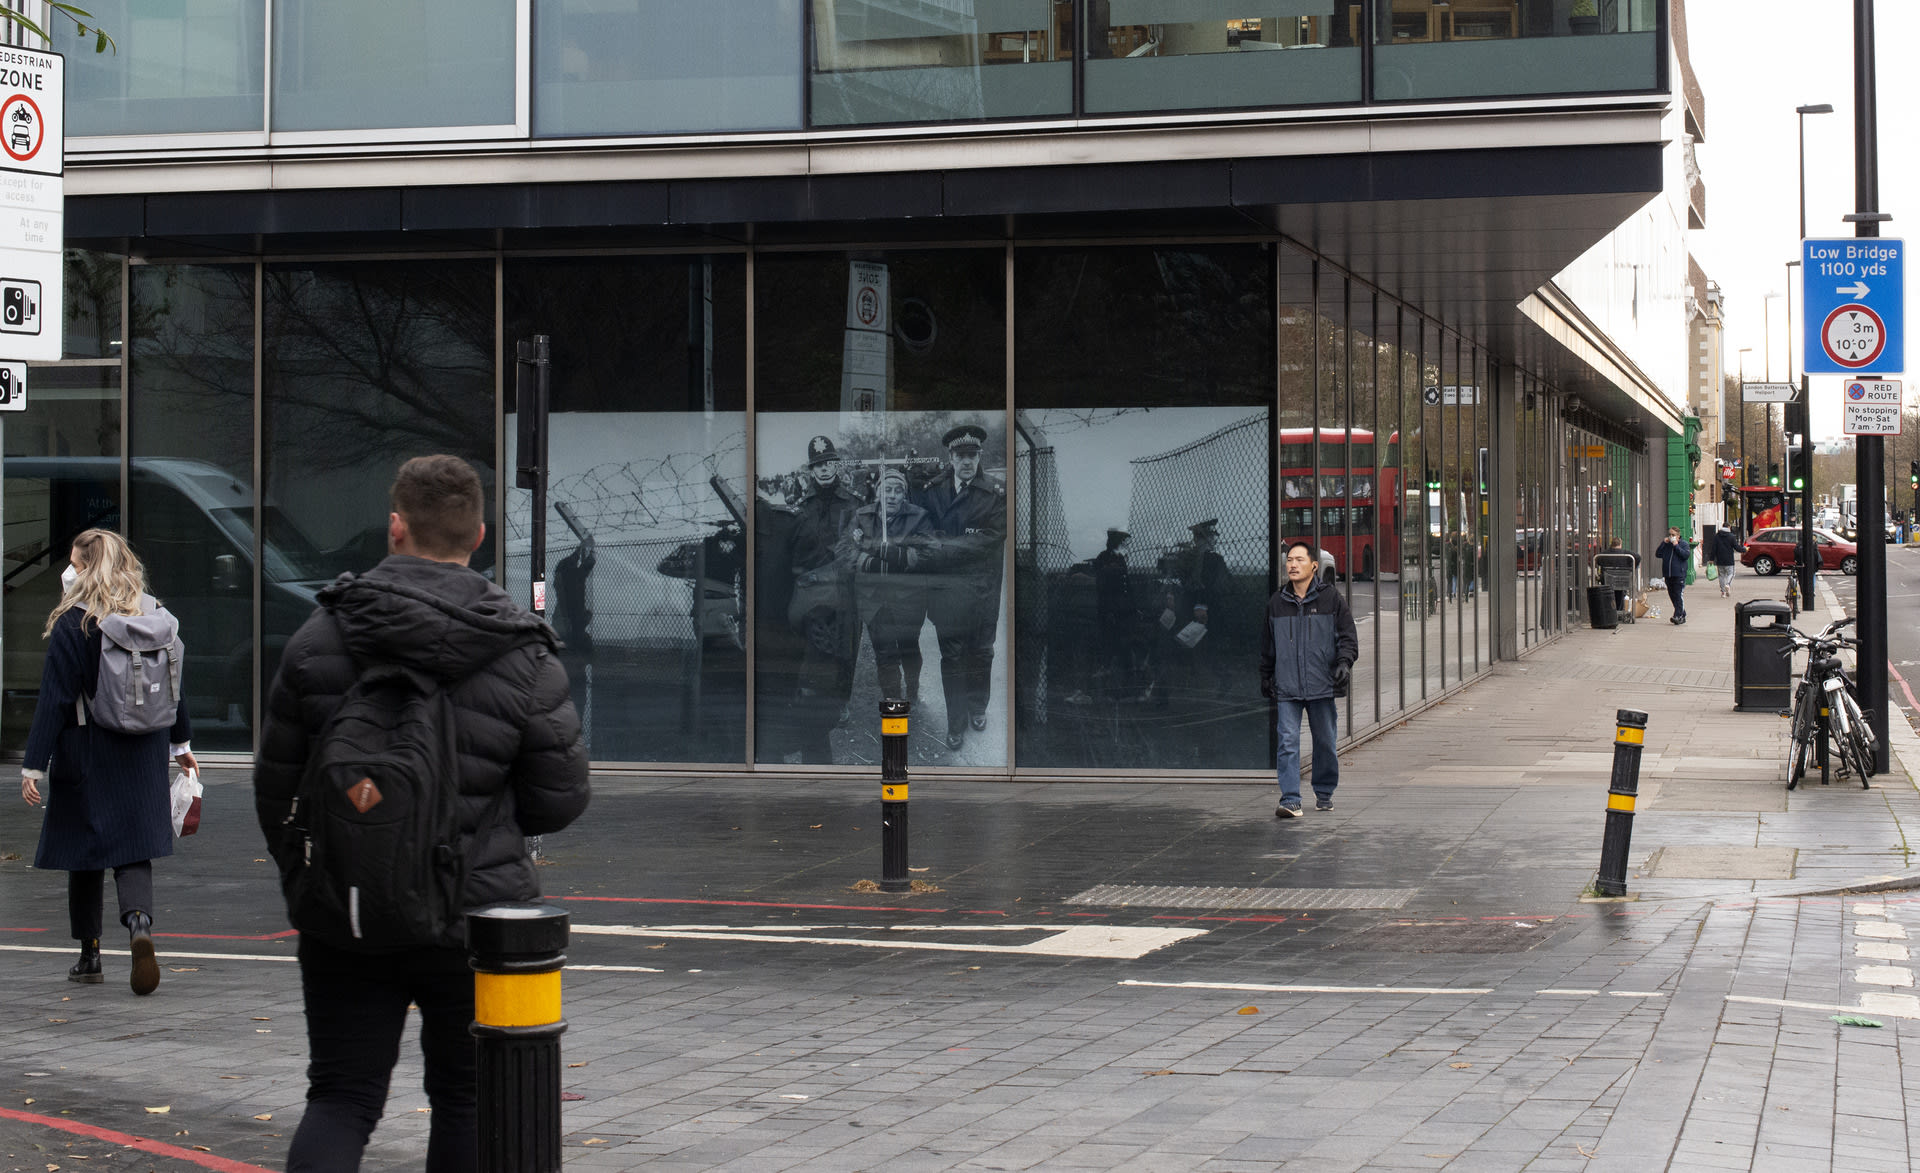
top-left (1819, 540), bottom-right (1920, 733)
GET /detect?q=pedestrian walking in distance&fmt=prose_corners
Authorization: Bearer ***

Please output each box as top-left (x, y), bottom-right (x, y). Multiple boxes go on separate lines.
top-left (20, 529), bottom-right (196, 995)
top-left (255, 456), bottom-right (590, 1173)
top-left (1655, 526), bottom-right (1692, 624)
top-left (1710, 526), bottom-right (1743, 598)
top-left (1260, 541), bottom-right (1358, 817)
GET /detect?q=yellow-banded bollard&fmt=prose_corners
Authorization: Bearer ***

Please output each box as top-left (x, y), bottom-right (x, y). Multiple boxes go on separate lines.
top-left (881, 698), bottom-right (911, 893)
top-left (469, 904), bottom-right (569, 1173)
top-left (1594, 709), bottom-right (1647, 897)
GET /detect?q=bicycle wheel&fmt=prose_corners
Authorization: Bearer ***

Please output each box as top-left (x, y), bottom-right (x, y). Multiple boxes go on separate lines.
top-left (1787, 685), bottom-right (1816, 786)
top-left (1842, 694), bottom-right (1878, 783)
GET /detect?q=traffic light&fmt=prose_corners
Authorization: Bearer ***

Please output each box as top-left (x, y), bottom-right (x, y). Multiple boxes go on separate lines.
top-left (1786, 442), bottom-right (1804, 492)
top-left (1425, 467), bottom-right (1441, 491)
top-left (1909, 460), bottom-right (1918, 490)
top-left (1767, 463), bottom-right (1780, 486)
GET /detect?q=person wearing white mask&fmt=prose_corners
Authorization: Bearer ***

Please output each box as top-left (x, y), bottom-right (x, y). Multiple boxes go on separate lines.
top-left (19, 530), bottom-right (196, 994)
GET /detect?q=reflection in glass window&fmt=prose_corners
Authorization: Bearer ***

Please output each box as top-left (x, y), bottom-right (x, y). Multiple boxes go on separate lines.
top-left (65, 251), bottom-right (123, 360)
top-left (69, 0), bottom-right (266, 136)
top-left (505, 256), bottom-right (748, 764)
top-left (262, 261), bottom-right (495, 693)
top-left (1085, 1), bottom-right (1362, 113)
top-left (534, 0), bottom-right (802, 136)
top-left (273, 0), bottom-right (515, 131)
top-left (1373, 0), bottom-right (1661, 101)
top-left (2, 368), bottom-right (121, 751)
top-left (1015, 245), bottom-right (1272, 770)
top-left (129, 265), bottom-right (256, 751)
top-left (810, 0), bottom-right (1073, 126)
top-left (754, 250), bottom-right (1007, 767)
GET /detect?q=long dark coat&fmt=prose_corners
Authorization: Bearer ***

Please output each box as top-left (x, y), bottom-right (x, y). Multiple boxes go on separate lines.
top-left (25, 607), bottom-right (191, 871)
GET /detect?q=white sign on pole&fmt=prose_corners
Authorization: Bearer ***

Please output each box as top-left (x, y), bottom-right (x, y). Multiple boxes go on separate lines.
top-left (1842, 378), bottom-right (1903, 436)
top-left (1741, 381), bottom-right (1796, 403)
top-left (0, 47), bottom-right (61, 362)
top-left (0, 360), bottom-right (23, 410)
top-left (840, 261), bottom-right (890, 420)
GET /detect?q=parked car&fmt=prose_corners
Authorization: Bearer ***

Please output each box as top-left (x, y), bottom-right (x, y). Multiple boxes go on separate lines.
top-left (1740, 526), bottom-right (1858, 576)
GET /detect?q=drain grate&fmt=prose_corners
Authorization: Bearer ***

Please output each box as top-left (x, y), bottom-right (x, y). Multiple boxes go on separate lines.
top-left (1066, 884), bottom-right (1417, 911)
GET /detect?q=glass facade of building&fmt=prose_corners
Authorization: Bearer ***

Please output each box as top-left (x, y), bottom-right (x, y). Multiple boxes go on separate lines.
top-left (2, 243), bottom-right (1611, 771)
top-left (64, 1), bottom-right (1666, 140)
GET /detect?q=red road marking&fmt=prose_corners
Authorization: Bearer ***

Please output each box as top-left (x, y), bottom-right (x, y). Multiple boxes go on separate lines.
top-left (1889, 659), bottom-right (1920, 713)
top-left (1150, 914), bottom-right (1294, 924)
top-left (0, 1106), bottom-right (275, 1172)
top-left (0, 926), bottom-right (48, 932)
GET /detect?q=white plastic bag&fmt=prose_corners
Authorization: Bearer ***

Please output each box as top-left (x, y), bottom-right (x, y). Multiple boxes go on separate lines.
top-left (170, 767), bottom-right (202, 837)
top-left (1174, 621), bottom-right (1208, 649)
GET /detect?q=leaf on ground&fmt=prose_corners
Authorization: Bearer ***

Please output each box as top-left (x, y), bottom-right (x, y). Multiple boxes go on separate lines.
top-left (560, 1092), bottom-right (586, 1102)
top-left (909, 880), bottom-right (943, 893)
top-left (1832, 1014), bottom-right (1884, 1027)
top-left (168, 967), bottom-right (198, 973)
top-left (219, 1075), bottom-right (242, 1080)
top-left (1449, 1062), bottom-right (1473, 1069)
top-left (251, 1017), bottom-right (270, 1021)
top-left (809, 824), bottom-right (823, 829)
top-left (567, 1062), bottom-right (588, 1068)
top-left (23, 1098), bottom-right (32, 1105)
top-left (646, 944), bottom-right (666, 950)
top-left (1236, 1006), bottom-right (1259, 1015)
top-left (1144, 1069), bottom-right (1177, 1076)
top-left (252, 1114), bottom-right (271, 1121)
top-left (143, 1106), bottom-right (169, 1114)
top-left (47, 1019), bottom-right (66, 1025)
top-left (582, 1138), bottom-right (607, 1146)
top-left (850, 880), bottom-right (881, 892)
top-left (908, 867), bottom-right (930, 873)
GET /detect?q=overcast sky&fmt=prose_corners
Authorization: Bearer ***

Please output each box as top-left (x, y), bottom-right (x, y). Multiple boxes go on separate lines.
top-left (1688, 1), bottom-right (1918, 440)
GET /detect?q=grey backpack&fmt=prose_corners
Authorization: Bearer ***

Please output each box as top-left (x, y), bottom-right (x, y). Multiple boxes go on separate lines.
top-left (77, 595), bottom-right (185, 735)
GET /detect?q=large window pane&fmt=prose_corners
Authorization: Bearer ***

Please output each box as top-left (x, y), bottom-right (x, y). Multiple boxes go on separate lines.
top-left (810, 0), bottom-right (1072, 126)
top-left (754, 249), bottom-right (1007, 766)
top-left (262, 261), bottom-right (495, 693)
top-left (505, 256), bottom-right (747, 764)
top-left (272, 0), bottom-right (514, 132)
top-left (3, 367), bottom-right (120, 751)
top-left (1372, 0), bottom-right (1660, 101)
top-left (534, 0), bottom-right (802, 136)
top-left (1016, 244), bottom-right (1272, 770)
top-left (64, 251), bottom-right (123, 360)
top-left (128, 264), bottom-right (256, 752)
top-left (1085, 1), bottom-right (1361, 113)
top-left (69, 0), bottom-right (265, 136)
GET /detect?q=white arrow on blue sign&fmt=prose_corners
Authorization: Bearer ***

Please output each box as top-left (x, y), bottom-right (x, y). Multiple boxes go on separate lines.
top-left (1803, 238), bottom-right (1904, 375)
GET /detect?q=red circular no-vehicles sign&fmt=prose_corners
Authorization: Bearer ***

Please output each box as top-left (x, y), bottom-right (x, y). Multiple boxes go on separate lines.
top-left (1822, 302), bottom-right (1887, 369)
top-left (0, 93), bottom-right (43, 164)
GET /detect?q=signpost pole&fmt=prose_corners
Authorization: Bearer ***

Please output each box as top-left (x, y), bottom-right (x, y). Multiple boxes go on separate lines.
top-left (1852, 0), bottom-right (1890, 773)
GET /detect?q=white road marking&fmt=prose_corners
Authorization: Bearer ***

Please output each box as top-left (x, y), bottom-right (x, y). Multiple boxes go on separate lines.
top-left (1608, 990), bottom-right (1667, 998)
top-left (0, 944), bottom-right (295, 963)
top-left (1853, 965), bottom-right (1914, 988)
top-left (1853, 903), bottom-right (1889, 916)
top-left (1120, 979), bottom-right (1491, 995)
top-left (1536, 989), bottom-right (1602, 996)
top-left (567, 964), bottom-right (665, 974)
top-left (1854, 941), bottom-right (1910, 962)
top-left (1855, 922), bottom-right (1908, 940)
top-left (1727, 994), bottom-right (1920, 1021)
top-left (572, 923), bottom-right (1207, 959)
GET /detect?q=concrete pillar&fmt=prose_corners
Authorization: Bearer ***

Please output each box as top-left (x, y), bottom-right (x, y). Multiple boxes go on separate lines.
top-left (1489, 360), bottom-right (1519, 660)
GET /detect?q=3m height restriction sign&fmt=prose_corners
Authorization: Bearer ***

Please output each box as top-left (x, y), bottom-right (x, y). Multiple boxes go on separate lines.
top-left (0, 46), bottom-right (62, 363)
top-left (1803, 238), bottom-right (1903, 375)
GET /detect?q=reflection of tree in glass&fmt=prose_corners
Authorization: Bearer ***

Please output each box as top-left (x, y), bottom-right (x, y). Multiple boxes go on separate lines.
top-left (265, 264), bottom-right (492, 470)
top-left (128, 265), bottom-right (255, 476)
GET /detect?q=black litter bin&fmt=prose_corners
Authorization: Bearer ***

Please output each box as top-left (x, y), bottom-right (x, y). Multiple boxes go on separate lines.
top-left (1585, 585), bottom-right (1618, 630)
top-left (1734, 599), bottom-right (1794, 711)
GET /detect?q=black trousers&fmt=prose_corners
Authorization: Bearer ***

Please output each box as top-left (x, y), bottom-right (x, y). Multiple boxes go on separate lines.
top-left (68, 861), bottom-right (152, 941)
top-left (1666, 579), bottom-right (1686, 619)
top-left (287, 934), bottom-right (476, 1173)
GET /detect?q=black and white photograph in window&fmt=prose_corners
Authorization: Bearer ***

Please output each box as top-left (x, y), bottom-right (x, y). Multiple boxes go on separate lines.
top-left (754, 411), bottom-right (1008, 768)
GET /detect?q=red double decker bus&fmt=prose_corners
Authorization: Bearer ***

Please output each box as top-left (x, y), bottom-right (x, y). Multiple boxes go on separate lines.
top-left (1278, 427), bottom-right (1401, 579)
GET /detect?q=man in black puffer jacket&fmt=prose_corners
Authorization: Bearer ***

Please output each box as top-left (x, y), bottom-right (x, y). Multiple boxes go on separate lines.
top-left (254, 455), bottom-right (589, 1173)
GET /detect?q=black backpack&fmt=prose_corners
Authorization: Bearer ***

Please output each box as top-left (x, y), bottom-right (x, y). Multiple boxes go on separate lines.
top-left (281, 662), bottom-right (470, 951)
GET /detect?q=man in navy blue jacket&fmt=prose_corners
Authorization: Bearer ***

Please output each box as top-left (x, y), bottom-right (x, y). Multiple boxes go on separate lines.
top-left (1259, 541), bottom-right (1359, 817)
top-left (1655, 526), bottom-right (1692, 625)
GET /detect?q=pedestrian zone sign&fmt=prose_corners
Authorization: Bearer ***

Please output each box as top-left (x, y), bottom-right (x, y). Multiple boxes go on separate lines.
top-left (1804, 238), bottom-right (1903, 375)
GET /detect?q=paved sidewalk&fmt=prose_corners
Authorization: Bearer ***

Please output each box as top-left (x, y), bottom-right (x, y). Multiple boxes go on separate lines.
top-left (2, 565), bottom-right (1918, 1171)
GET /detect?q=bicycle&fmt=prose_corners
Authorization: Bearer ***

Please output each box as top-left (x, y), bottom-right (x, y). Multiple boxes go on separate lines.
top-left (1781, 617), bottom-right (1874, 789)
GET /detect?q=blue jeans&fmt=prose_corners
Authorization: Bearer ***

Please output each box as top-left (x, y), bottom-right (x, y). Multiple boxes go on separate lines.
top-left (1276, 696), bottom-right (1340, 805)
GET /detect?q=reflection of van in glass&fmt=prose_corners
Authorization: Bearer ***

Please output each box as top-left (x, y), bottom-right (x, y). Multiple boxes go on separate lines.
top-left (4, 457), bottom-right (331, 744)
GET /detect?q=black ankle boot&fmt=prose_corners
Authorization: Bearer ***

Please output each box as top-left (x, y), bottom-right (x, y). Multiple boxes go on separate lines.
top-left (126, 912), bottom-right (158, 996)
top-left (67, 938), bottom-right (102, 984)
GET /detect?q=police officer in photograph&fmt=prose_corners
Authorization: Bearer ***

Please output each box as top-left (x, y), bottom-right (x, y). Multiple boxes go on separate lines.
top-left (786, 435), bottom-right (862, 756)
top-left (915, 424), bottom-right (1006, 750)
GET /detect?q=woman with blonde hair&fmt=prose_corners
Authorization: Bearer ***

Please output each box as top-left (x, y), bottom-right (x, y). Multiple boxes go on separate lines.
top-left (19, 529), bottom-right (195, 994)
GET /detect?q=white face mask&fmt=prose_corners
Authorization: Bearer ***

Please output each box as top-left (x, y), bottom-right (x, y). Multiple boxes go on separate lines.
top-left (60, 564), bottom-right (77, 590)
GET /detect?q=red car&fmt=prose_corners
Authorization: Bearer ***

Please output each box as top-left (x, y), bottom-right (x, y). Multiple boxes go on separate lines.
top-left (1740, 526), bottom-right (1858, 576)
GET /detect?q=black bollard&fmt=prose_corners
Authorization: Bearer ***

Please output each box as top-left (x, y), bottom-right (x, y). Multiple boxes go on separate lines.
top-left (470, 904), bottom-right (569, 1173)
top-left (1594, 709), bottom-right (1648, 897)
top-left (880, 698), bottom-right (910, 893)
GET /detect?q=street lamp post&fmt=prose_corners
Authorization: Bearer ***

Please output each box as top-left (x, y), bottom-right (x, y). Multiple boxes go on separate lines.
top-left (1738, 346), bottom-right (1754, 492)
top-left (1795, 102), bottom-right (1833, 600)
top-left (1764, 292), bottom-right (1782, 480)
